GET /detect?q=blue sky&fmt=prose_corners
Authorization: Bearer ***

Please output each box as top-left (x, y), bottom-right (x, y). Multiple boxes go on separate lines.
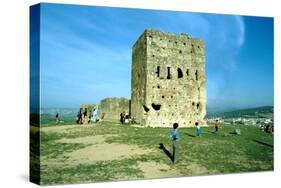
top-left (36, 3), bottom-right (273, 111)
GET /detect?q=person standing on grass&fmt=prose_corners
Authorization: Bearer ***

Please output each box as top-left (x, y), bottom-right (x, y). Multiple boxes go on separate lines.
top-left (214, 119), bottom-right (220, 132)
top-left (195, 122), bottom-right (202, 137)
top-left (124, 112), bottom-right (129, 124)
top-left (88, 109), bottom-right (93, 124)
top-left (77, 108), bottom-right (83, 124)
top-left (55, 113), bottom-right (59, 124)
top-left (169, 123), bottom-right (180, 163)
top-left (120, 112), bottom-right (125, 124)
top-left (83, 108), bottom-right (88, 120)
top-left (92, 108), bottom-right (98, 123)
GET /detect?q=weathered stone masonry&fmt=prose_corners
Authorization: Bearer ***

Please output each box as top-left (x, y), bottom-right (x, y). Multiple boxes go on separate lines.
top-left (131, 29), bottom-right (207, 127)
top-left (99, 97), bottom-right (130, 120)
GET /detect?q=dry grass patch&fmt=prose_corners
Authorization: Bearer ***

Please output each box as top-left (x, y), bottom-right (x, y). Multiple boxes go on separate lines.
top-left (137, 161), bottom-right (182, 178)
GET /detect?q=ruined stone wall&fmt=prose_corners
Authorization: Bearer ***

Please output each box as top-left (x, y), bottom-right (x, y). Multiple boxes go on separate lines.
top-left (131, 29), bottom-right (207, 127)
top-left (99, 97), bottom-right (130, 120)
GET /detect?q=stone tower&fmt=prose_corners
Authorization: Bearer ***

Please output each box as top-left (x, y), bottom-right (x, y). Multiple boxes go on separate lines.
top-left (131, 29), bottom-right (207, 127)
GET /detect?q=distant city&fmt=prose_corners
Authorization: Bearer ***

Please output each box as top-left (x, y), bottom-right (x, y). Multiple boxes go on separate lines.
top-left (206, 106), bottom-right (273, 130)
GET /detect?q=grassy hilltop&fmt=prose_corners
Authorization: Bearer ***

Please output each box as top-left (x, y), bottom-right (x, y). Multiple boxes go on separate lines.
top-left (39, 106), bottom-right (274, 127)
top-left (32, 121), bottom-right (274, 185)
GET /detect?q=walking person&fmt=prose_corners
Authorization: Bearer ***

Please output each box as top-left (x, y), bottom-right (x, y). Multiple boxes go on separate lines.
top-left (169, 123), bottom-right (180, 163)
top-left (195, 122), bottom-right (202, 138)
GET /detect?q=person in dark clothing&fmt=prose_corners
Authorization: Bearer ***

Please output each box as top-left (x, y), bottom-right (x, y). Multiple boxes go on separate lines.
top-left (214, 119), bottom-right (220, 132)
top-left (77, 108), bottom-right (83, 124)
top-left (55, 113), bottom-right (59, 123)
top-left (83, 108), bottom-right (88, 119)
top-left (120, 112), bottom-right (125, 124)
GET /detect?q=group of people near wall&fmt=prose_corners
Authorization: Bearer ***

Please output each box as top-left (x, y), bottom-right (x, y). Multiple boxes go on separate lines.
top-left (119, 111), bottom-right (130, 124)
top-left (265, 124), bottom-right (274, 134)
top-left (76, 108), bottom-right (100, 124)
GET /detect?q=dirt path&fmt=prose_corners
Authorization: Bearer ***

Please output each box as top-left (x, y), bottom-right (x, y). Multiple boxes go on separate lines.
top-left (41, 125), bottom-right (155, 165)
top-left (55, 135), bottom-right (154, 163)
top-left (41, 125), bottom-right (185, 178)
top-left (137, 161), bottom-right (181, 178)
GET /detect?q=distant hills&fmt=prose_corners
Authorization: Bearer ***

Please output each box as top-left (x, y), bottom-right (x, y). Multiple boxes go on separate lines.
top-left (40, 108), bottom-right (78, 126)
top-left (206, 106), bottom-right (273, 119)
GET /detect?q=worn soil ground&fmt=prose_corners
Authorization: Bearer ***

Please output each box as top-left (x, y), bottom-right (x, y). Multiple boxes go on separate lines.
top-left (36, 122), bottom-right (273, 185)
top-left (40, 124), bottom-right (183, 181)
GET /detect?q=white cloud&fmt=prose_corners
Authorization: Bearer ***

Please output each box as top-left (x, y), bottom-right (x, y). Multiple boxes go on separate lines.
top-left (235, 16), bottom-right (245, 47)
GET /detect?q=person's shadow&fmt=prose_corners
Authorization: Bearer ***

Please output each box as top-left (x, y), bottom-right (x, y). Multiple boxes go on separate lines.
top-left (159, 143), bottom-right (173, 162)
top-left (253, 139), bottom-right (273, 148)
top-left (185, 133), bottom-right (196, 137)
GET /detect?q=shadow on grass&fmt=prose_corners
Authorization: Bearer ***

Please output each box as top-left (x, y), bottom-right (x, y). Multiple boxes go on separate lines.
top-left (253, 139), bottom-right (273, 148)
top-left (210, 130), bottom-right (218, 134)
top-left (229, 132), bottom-right (239, 135)
top-left (159, 143), bottom-right (173, 162)
top-left (185, 133), bottom-right (196, 138)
